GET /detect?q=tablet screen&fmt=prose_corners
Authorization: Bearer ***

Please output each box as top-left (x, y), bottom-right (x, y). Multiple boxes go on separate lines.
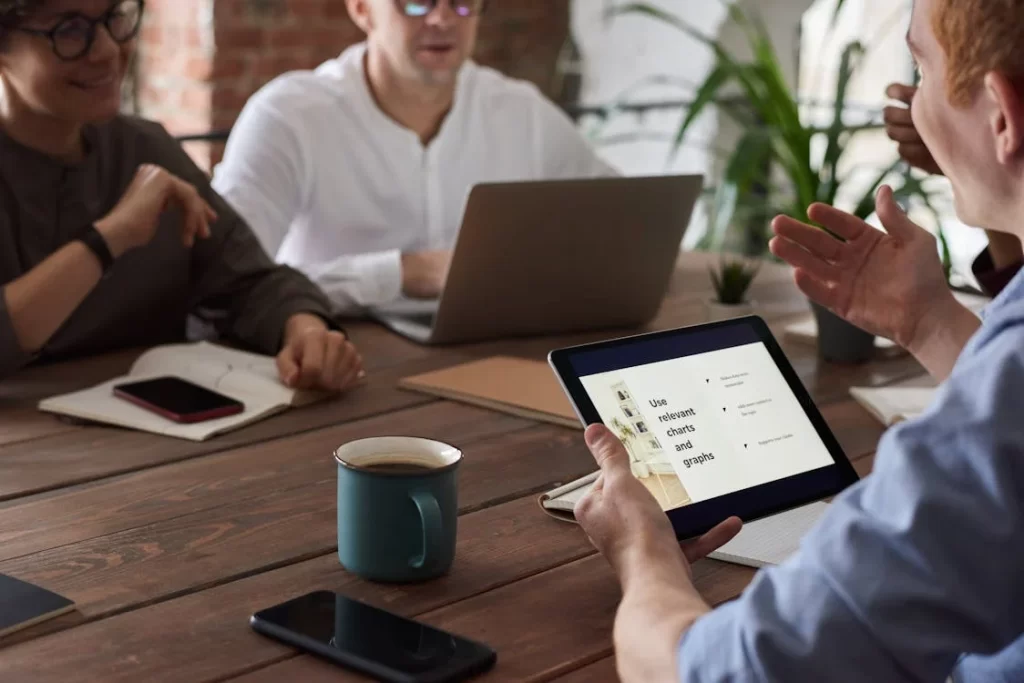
top-left (551, 319), bottom-right (855, 532)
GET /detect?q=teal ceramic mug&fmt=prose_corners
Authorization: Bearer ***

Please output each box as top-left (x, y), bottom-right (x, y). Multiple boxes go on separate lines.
top-left (335, 437), bottom-right (462, 583)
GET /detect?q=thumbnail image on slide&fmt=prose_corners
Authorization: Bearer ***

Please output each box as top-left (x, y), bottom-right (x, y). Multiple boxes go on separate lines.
top-left (606, 379), bottom-right (692, 510)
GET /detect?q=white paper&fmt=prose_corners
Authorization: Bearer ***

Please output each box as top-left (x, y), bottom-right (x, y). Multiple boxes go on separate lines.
top-left (708, 501), bottom-right (830, 568)
top-left (38, 342), bottom-right (303, 441)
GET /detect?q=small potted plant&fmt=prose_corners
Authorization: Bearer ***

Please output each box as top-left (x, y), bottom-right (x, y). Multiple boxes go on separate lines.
top-left (707, 257), bottom-right (760, 322)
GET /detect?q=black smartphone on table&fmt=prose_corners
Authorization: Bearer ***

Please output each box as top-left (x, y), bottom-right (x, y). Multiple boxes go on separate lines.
top-left (113, 376), bottom-right (245, 423)
top-left (249, 591), bottom-right (497, 683)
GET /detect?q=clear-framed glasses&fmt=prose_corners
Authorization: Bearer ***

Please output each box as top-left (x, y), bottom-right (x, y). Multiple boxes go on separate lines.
top-left (396, 0), bottom-right (488, 19)
top-left (14, 0), bottom-right (144, 62)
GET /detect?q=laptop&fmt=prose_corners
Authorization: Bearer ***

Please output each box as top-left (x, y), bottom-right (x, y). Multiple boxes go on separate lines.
top-left (370, 174), bottom-right (704, 345)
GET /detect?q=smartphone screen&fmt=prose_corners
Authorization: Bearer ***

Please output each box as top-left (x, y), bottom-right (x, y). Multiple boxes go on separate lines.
top-left (250, 591), bottom-right (496, 682)
top-left (113, 377), bottom-right (245, 423)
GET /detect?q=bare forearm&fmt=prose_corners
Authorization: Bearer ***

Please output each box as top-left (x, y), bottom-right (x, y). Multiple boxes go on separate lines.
top-left (2, 241), bottom-right (103, 353)
top-left (614, 553), bottom-right (709, 683)
top-left (907, 295), bottom-right (981, 381)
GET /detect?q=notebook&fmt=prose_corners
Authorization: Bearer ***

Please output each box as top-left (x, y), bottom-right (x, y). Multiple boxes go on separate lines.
top-left (0, 573), bottom-right (75, 638)
top-left (538, 473), bottom-right (829, 568)
top-left (38, 342), bottom-right (329, 442)
top-left (399, 356), bottom-right (582, 429)
top-left (849, 375), bottom-right (938, 426)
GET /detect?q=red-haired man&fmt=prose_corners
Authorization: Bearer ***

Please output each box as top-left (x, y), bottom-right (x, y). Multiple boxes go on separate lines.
top-left (573, 1), bottom-right (1024, 681)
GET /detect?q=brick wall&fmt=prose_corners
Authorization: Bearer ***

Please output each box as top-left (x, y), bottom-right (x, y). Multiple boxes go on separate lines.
top-left (136, 0), bottom-right (571, 169)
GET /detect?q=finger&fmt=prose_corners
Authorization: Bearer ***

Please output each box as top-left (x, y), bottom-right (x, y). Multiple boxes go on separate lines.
top-left (681, 517), bottom-right (743, 563)
top-left (276, 348), bottom-right (300, 388)
top-left (875, 185), bottom-right (922, 241)
top-left (769, 236), bottom-right (840, 283)
top-left (573, 472), bottom-right (605, 523)
top-left (194, 197), bottom-right (214, 240)
top-left (165, 177), bottom-right (204, 246)
top-left (296, 334), bottom-right (324, 390)
top-left (793, 269), bottom-right (841, 311)
top-left (805, 203), bottom-right (871, 242)
top-left (584, 424), bottom-right (632, 478)
top-left (335, 343), bottom-right (363, 390)
top-left (882, 105), bottom-right (914, 128)
top-left (184, 189), bottom-right (212, 242)
top-left (885, 123), bottom-right (923, 144)
top-left (183, 201), bottom-right (198, 248)
top-left (338, 362), bottom-right (364, 392)
top-left (318, 336), bottom-right (342, 391)
top-left (897, 142), bottom-right (939, 171)
top-left (771, 215), bottom-right (844, 262)
top-left (885, 82), bottom-right (916, 105)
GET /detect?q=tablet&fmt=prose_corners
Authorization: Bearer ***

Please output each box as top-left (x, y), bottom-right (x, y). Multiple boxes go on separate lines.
top-left (548, 316), bottom-right (858, 540)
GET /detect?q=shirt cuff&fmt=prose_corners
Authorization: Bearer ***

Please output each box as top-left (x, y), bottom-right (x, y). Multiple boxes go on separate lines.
top-left (351, 250), bottom-right (403, 307)
top-left (676, 602), bottom-right (748, 683)
top-left (972, 248), bottom-right (1023, 298)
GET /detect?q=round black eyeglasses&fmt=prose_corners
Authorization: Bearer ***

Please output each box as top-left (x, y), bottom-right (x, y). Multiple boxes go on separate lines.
top-left (13, 0), bottom-right (144, 62)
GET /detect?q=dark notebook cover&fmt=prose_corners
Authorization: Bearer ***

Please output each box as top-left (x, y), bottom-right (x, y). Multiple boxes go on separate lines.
top-left (0, 573), bottom-right (75, 638)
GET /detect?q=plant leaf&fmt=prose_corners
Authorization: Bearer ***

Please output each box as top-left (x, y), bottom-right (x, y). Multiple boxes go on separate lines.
top-left (670, 62), bottom-right (733, 159)
top-left (821, 41), bottom-right (865, 205)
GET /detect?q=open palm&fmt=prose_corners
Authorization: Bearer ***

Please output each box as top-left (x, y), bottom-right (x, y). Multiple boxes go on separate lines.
top-left (769, 185), bottom-right (950, 348)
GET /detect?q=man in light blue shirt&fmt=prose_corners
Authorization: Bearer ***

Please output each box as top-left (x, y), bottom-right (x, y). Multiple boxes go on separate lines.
top-left (572, 0), bottom-right (1024, 680)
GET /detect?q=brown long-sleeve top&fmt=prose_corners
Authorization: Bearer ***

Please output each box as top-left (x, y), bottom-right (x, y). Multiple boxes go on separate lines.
top-left (0, 116), bottom-right (336, 379)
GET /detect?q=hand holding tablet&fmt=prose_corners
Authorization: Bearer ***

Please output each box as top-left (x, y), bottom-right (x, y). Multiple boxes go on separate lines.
top-left (548, 316), bottom-right (858, 540)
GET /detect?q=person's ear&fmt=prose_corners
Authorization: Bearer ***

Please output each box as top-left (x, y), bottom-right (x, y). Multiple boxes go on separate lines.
top-left (983, 71), bottom-right (1024, 165)
top-left (346, 0), bottom-right (374, 34)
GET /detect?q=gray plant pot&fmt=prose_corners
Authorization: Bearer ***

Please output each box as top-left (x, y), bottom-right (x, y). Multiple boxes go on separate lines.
top-left (810, 302), bottom-right (876, 364)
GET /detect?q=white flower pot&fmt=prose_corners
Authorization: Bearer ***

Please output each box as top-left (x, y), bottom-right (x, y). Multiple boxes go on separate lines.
top-left (705, 300), bottom-right (755, 322)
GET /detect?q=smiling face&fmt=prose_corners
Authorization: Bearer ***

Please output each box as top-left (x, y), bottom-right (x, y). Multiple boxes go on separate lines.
top-left (907, 0), bottom-right (1024, 228)
top-left (348, 0), bottom-right (481, 88)
top-left (0, 0), bottom-right (136, 125)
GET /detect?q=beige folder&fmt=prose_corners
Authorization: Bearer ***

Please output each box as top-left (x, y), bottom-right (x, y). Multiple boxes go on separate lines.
top-left (399, 356), bottom-right (582, 430)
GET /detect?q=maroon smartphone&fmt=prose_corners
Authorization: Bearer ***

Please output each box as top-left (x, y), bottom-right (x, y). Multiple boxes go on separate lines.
top-left (113, 377), bottom-right (245, 424)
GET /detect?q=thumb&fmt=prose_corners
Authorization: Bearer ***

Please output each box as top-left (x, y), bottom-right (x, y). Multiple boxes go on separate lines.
top-left (875, 185), bottom-right (920, 241)
top-left (584, 424), bottom-right (632, 477)
top-left (276, 345), bottom-right (301, 388)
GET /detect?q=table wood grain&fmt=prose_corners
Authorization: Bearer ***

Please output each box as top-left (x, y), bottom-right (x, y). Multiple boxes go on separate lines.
top-left (0, 253), bottom-right (925, 681)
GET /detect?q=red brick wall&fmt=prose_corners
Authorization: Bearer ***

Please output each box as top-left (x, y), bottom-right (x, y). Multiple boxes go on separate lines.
top-left (136, 0), bottom-right (571, 169)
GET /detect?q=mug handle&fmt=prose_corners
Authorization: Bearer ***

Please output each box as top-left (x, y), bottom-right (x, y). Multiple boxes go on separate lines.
top-left (409, 491), bottom-right (444, 570)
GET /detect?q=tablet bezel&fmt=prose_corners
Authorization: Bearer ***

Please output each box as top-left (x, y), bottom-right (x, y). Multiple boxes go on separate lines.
top-left (547, 315), bottom-right (859, 540)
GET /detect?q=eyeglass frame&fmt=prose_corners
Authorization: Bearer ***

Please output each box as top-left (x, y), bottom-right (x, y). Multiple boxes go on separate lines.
top-left (9, 0), bottom-right (146, 62)
top-left (394, 0), bottom-right (489, 19)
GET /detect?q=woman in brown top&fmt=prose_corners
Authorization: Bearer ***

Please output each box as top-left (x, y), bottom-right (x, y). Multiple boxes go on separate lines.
top-left (0, 0), bottom-right (363, 391)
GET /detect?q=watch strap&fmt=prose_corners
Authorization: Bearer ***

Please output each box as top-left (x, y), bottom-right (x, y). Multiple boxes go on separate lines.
top-left (77, 224), bottom-right (115, 274)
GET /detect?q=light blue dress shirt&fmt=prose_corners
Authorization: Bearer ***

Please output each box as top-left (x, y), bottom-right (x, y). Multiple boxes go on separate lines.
top-left (679, 270), bottom-right (1024, 682)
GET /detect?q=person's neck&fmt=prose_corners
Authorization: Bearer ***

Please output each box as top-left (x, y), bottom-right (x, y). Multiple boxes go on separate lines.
top-left (364, 48), bottom-right (456, 146)
top-left (0, 80), bottom-right (85, 163)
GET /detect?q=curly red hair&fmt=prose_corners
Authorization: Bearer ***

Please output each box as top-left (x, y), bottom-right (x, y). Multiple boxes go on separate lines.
top-left (932, 0), bottom-right (1024, 106)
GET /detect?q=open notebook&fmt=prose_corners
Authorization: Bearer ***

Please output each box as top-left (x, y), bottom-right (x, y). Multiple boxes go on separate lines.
top-left (539, 473), bottom-right (829, 568)
top-left (399, 356), bottom-right (581, 429)
top-left (38, 342), bottom-right (328, 442)
top-left (850, 374), bottom-right (939, 426)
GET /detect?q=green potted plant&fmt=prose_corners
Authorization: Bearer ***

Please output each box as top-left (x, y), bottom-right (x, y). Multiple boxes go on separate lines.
top-left (707, 257), bottom-right (760, 321)
top-left (610, 1), bottom-right (950, 362)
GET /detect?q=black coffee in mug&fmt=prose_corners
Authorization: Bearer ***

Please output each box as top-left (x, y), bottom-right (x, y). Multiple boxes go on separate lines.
top-left (362, 461), bottom-right (433, 474)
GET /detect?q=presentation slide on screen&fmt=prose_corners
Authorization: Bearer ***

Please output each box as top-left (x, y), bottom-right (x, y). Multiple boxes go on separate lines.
top-left (579, 342), bottom-right (833, 511)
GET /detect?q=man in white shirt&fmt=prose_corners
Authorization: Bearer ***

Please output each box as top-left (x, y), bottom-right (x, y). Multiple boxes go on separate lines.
top-left (212, 0), bottom-right (615, 313)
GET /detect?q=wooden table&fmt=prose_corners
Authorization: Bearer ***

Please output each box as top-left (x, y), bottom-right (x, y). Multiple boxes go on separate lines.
top-left (0, 253), bottom-right (927, 682)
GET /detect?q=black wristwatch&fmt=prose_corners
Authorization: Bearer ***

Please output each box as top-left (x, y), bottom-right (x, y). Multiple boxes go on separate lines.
top-left (77, 224), bottom-right (116, 275)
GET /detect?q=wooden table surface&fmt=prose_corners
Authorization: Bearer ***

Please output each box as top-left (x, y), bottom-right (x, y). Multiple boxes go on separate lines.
top-left (0, 252), bottom-right (927, 682)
